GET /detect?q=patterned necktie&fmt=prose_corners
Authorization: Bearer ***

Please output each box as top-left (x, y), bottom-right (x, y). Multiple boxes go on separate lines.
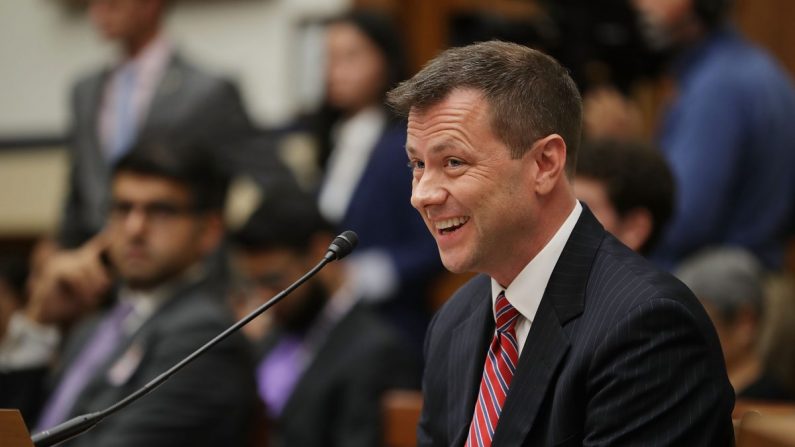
top-left (257, 334), bottom-right (304, 418)
top-left (466, 291), bottom-right (520, 447)
top-left (35, 301), bottom-right (134, 431)
top-left (108, 63), bottom-right (137, 163)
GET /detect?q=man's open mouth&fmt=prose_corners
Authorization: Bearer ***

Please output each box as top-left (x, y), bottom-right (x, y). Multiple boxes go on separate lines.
top-left (435, 216), bottom-right (470, 234)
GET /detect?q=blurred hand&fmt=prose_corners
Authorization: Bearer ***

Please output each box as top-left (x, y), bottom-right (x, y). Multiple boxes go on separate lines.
top-left (583, 87), bottom-right (645, 141)
top-left (26, 233), bottom-right (113, 326)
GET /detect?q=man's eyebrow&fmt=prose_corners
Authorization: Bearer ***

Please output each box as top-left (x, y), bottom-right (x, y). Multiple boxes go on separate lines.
top-left (406, 140), bottom-right (458, 157)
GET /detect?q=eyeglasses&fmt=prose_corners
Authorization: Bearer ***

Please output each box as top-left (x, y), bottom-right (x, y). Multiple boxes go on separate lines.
top-left (107, 200), bottom-right (198, 225)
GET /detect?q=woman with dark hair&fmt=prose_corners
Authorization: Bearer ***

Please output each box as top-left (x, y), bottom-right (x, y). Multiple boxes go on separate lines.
top-left (313, 10), bottom-right (407, 187)
top-left (301, 10), bottom-right (441, 360)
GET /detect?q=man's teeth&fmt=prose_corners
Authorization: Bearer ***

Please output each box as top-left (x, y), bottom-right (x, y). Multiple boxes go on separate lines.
top-left (435, 216), bottom-right (469, 231)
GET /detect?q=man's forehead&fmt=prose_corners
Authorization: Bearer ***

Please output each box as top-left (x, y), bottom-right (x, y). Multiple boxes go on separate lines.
top-left (112, 172), bottom-right (190, 199)
top-left (407, 88), bottom-right (488, 119)
top-left (406, 90), bottom-right (492, 153)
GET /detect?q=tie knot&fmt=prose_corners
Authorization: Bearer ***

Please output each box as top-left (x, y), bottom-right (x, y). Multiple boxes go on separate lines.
top-left (494, 292), bottom-right (519, 332)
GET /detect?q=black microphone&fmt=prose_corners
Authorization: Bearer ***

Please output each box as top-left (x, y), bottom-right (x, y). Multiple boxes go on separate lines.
top-left (31, 231), bottom-right (358, 447)
top-left (324, 230), bottom-right (358, 261)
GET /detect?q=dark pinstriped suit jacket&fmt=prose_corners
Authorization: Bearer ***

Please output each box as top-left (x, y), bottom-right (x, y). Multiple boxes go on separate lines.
top-left (418, 208), bottom-right (735, 446)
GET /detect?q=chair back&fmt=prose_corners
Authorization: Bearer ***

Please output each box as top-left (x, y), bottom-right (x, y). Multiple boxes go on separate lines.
top-left (382, 390), bottom-right (423, 447)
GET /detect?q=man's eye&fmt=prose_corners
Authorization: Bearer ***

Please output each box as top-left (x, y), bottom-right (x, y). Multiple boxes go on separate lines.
top-left (148, 204), bottom-right (181, 219)
top-left (445, 158), bottom-right (463, 168)
top-left (109, 202), bottom-right (133, 216)
top-left (407, 160), bottom-right (425, 171)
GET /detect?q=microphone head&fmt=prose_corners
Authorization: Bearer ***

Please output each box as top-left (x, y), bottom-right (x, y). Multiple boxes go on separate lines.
top-left (326, 230), bottom-right (359, 261)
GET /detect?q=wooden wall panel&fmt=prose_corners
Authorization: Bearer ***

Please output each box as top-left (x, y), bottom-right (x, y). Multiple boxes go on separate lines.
top-left (734, 0), bottom-right (795, 79)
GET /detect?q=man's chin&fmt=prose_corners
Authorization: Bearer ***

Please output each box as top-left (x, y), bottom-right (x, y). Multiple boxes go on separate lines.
top-left (119, 267), bottom-right (163, 291)
top-left (123, 275), bottom-right (159, 291)
top-left (440, 255), bottom-right (472, 275)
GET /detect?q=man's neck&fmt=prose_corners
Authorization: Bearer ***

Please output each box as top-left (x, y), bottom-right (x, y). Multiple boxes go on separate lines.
top-left (493, 194), bottom-right (577, 287)
top-left (122, 26), bottom-right (161, 59)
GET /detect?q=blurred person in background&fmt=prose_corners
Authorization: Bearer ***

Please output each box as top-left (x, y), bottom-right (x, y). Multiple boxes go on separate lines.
top-left (676, 247), bottom-right (795, 402)
top-left (21, 141), bottom-right (257, 446)
top-left (295, 10), bottom-right (442, 359)
top-left (229, 189), bottom-right (418, 447)
top-left (585, 0), bottom-right (795, 271)
top-left (0, 257), bottom-right (52, 423)
top-left (57, 0), bottom-right (253, 250)
top-left (574, 139), bottom-right (675, 255)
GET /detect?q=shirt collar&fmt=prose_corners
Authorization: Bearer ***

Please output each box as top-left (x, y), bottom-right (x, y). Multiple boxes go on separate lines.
top-left (490, 201), bottom-right (582, 323)
top-left (118, 262), bottom-right (205, 334)
top-left (116, 32), bottom-right (172, 80)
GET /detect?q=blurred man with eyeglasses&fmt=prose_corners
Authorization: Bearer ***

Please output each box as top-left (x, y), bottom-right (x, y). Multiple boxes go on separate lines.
top-left (19, 140), bottom-right (258, 447)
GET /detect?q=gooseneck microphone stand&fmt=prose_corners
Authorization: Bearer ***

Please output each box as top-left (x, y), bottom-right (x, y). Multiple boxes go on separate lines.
top-left (31, 231), bottom-right (358, 447)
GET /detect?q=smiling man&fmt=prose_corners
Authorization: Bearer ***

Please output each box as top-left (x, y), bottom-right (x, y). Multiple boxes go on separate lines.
top-left (387, 41), bottom-right (734, 446)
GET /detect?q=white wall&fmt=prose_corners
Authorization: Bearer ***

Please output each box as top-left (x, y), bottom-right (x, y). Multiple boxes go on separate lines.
top-left (0, 148), bottom-right (69, 235)
top-left (0, 0), bottom-right (350, 137)
top-left (0, 0), bottom-right (348, 236)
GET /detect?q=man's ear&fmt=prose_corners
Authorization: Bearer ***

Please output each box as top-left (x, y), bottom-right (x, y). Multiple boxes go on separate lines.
top-left (616, 208), bottom-right (653, 252)
top-left (532, 134), bottom-right (567, 195)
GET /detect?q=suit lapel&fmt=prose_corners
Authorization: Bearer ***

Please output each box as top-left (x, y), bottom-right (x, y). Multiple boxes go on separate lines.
top-left (142, 54), bottom-right (185, 132)
top-left (492, 206), bottom-right (604, 444)
top-left (82, 71), bottom-right (106, 159)
top-left (72, 323), bottom-right (145, 412)
top-left (69, 280), bottom-right (205, 415)
top-left (449, 277), bottom-right (494, 446)
top-left (79, 70), bottom-right (112, 223)
top-left (278, 307), bottom-right (360, 420)
top-left (491, 297), bottom-right (570, 444)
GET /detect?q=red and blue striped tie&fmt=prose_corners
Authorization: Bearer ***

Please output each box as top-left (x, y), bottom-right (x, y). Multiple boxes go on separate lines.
top-left (466, 291), bottom-right (520, 447)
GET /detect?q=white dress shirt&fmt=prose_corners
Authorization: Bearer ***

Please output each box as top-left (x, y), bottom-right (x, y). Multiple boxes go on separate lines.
top-left (490, 201), bottom-right (583, 354)
top-left (118, 264), bottom-right (205, 337)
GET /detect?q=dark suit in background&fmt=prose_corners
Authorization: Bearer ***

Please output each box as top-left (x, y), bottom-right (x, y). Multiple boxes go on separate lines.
top-left (264, 302), bottom-right (418, 447)
top-left (60, 53), bottom-right (253, 247)
top-left (418, 208), bottom-right (734, 446)
top-left (48, 278), bottom-right (258, 447)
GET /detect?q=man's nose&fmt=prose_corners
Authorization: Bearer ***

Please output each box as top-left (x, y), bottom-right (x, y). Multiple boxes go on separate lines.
top-left (411, 170), bottom-right (447, 212)
top-left (122, 208), bottom-right (148, 236)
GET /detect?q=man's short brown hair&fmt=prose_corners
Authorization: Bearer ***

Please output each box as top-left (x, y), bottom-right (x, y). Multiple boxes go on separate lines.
top-left (386, 40), bottom-right (582, 173)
